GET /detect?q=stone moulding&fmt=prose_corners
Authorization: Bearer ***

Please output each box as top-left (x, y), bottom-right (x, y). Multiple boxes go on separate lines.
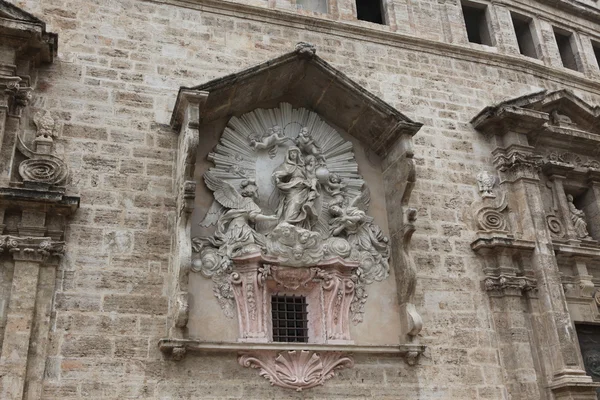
top-left (158, 339), bottom-right (426, 366)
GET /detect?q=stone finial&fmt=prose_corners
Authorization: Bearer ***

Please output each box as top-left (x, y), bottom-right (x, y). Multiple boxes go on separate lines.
top-left (295, 42), bottom-right (317, 59)
top-left (33, 110), bottom-right (56, 139)
top-left (476, 171), bottom-right (496, 198)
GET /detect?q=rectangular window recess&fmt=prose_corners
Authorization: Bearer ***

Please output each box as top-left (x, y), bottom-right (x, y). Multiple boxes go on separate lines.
top-left (592, 40), bottom-right (600, 70)
top-left (554, 28), bottom-right (579, 71)
top-left (356, 0), bottom-right (385, 24)
top-left (575, 323), bottom-right (600, 398)
top-left (296, 0), bottom-right (328, 13)
top-left (461, 1), bottom-right (493, 46)
top-left (272, 294), bottom-right (308, 343)
top-left (511, 12), bottom-right (538, 59)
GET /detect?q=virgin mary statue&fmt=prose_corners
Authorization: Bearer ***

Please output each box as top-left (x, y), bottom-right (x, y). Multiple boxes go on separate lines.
top-left (272, 147), bottom-right (319, 229)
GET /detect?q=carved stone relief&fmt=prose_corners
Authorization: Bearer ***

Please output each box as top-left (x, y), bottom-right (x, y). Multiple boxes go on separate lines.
top-left (239, 350), bottom-right (353, 391)
top-left (472, 171), bottom-right (509, 234)
top-left (191, 103), bottom-right (390, 326)
top-left (166, 44), bottom-right (425, 390)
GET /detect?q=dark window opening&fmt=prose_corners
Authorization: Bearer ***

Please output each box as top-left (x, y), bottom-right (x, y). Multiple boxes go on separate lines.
top-left (461, 2), bottom-right (493, 46)
top-left (272, 295), bottom-right (308, 343)
top-left (554, 28), bottom-right (579, 71)
top-left (575, 324), bottom-right (600, 398)
top-left (356, 0), bottom-right (384, 24)
top-left (592, 40), bottom-right (600, 70)
top-left (511, 13), bottom-right (538, 59)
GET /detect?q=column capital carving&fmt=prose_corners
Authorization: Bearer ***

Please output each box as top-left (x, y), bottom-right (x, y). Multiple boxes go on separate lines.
top-left (0, 235), bottom-right (65, 264)
top-left (483, 275), bottom-right (537, 297)
top-left (492, 146), bottom-right (542, 182)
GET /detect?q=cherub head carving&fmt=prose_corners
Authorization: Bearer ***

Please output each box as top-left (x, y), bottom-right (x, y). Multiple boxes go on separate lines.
top-left (240, 179), bottom-right (259, 200)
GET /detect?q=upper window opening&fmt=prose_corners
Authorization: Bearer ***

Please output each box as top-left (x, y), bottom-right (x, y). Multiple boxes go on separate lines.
top-left (356, 0), bottom-right (385, 24)
top-left (511, 12), bottom-right (538, 59)
top-left (554, 28), bottom-right (579, 71)
top-left (461, 1), bottom-right (493, 46)
top-left (591, 40), bottom-right (600, 70)
top-left (272, 294), bottom-right (308, 343)
top-left (296, 0), bottom-right (328, 13)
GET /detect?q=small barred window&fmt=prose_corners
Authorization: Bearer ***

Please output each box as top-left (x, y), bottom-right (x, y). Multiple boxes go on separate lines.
top-left (271, 295), bottom-right (308, 343)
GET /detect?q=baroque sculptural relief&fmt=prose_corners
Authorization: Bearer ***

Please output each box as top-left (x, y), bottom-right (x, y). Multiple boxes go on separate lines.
top-left (191, 103), bottom-right (391, 326)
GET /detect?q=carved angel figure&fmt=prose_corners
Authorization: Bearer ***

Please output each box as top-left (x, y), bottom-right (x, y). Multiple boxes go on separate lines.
top-left (567, 194), bottom-right (590, 239)
top-left (272, 147), bottom-right (319, 230)
top-left (328, 187), bottom-right (390, 282)
top-left (249, 125), bottom-right (290, 158)
top-left (295, 127), bottom-right (325, 162)
top-left (323, 173), bottom-right (347, 208)
top-left (193, 173), bottom-right (277, 277)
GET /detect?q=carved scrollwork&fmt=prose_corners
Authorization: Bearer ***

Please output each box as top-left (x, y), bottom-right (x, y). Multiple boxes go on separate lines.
top-left (19, 158), bottom-right (68, 185)
top-left (546, 215), bottom-right (565, 238)
top-left (473, 193), bottom-right (509, 233)
top-left (14, 111), bottom-right (69, 187)
top-left (238, 350), bottom-right (353, 391)
top-left (478, 209), bottom-right (507, 231)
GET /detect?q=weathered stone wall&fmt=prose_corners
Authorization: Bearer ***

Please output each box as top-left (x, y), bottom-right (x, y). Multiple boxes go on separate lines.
top-left (5, 0), bottom-right (600, 398)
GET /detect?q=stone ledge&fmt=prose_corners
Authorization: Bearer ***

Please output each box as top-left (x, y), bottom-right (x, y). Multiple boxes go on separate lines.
top-left (158, 338), bottom-right (426, 357)
top-left (0, 187), bottom-right (79, 213)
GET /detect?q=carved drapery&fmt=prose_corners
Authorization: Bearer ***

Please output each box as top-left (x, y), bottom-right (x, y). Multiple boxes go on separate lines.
top-left (471, 89), bottom-right (600, 399)
top-left (163, 43), bottom-right (425, 390)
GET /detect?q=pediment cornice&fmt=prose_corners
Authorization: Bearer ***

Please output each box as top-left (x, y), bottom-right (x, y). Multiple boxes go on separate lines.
top-left (171, 43), bottom-right (422, 158)
top-left (0, 0), bottom-right (57, 65)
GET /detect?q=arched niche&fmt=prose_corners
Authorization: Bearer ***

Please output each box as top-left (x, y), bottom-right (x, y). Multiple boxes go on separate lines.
top-left (160, 43), bottom-right (424, 389)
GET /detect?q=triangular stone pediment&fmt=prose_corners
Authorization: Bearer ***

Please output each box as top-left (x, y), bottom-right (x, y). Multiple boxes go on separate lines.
top-left (472, 89), bottom-right (600, 154)
top-left (0, 0), bottom-right (56, 64)
top-left (0, 0), bottom-right (43, 24)
top-left (171, 43), bottom-right (422, 158)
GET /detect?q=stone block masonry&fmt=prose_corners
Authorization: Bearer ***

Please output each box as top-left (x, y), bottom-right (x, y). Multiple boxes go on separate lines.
top-left (2, 0), bottom-right (600, 398)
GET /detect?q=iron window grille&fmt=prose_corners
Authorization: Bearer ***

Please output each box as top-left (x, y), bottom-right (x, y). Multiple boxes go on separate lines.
top-left (271, 294), bottom-right (308, 343)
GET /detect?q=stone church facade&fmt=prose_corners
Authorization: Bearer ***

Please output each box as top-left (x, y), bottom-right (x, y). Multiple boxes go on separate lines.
top-left (2, 0), bottom-right (600, 398)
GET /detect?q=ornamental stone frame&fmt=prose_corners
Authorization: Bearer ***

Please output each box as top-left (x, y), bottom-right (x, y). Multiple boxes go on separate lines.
top-left (0, 3), bottom-right (79, 400)
top-left (159, 43), bottom-right (426, 390)
top-left (471, 89), bottom-right (600, 400)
